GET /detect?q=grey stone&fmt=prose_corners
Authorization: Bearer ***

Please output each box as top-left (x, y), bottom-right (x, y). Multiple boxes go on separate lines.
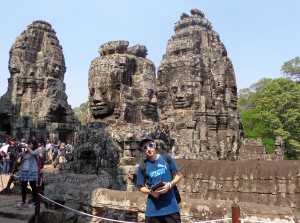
top-left (0, 20), bottom-right (78, 142)
top-left (157, 9), bottom-right (243, 160)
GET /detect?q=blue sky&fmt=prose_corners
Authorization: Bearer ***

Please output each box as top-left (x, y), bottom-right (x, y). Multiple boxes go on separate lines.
top-left (0, 1), bottom-right (299, 108)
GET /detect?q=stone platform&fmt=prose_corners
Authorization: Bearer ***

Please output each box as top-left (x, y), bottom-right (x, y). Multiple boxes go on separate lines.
top-left (0, 174), bottom-right (34, 222)
top-left (0, 163), bottom-right (56, 223)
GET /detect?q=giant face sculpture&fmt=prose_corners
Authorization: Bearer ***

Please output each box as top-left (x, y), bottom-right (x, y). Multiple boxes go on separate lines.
top-left (170, 81), bottom-right (197, 109)
top-left (88, 55), bottom-right (135, 120)
top-left (89, 74), bottom-right (119, 118)
top-left (9, 54), bottom-right (22, 74)
top-left (141, 89), bottom-right (158, 121)
top-left (47, 59), bottom-right (64, 78)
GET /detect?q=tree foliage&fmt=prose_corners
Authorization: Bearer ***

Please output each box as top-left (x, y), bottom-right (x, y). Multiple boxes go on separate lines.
top-left (281, 57), bottom-right (300, 82)
top-left (257, 78), bottom-right (300, 158)
top-left (238, 77), bottom-right (300, 159)
top-left (73, 102), bottom-right (88, 125)
top-left (240, 108), bottom-right (274, 153)
top-left (237, 78), bottom-right (272, 113)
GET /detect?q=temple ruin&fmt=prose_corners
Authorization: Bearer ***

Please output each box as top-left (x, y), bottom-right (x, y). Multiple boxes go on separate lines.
top-left (0, 9), bottom-right (299, 223)
top-left (157, 8), bottom-right (243, 160)
top-left (0, 20), bottom-right (78, 142)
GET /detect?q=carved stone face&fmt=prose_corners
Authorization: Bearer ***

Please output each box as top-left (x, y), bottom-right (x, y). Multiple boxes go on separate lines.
top-left (48, 61), bottom-right (63, 78)
top-left (141, 90), bottom-right (158, 120)
top-left (89, 76), bottom-right (118, 118)
top-left (147, 94), bottom-right (158, 114)
top-left (88, 54), bottom-right (136, 121)
top-left (9, 55), bottom-right (21, 74)
top-left (170, 81), bottom-right (196, 109)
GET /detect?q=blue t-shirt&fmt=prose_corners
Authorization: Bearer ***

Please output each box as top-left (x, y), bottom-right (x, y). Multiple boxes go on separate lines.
top-left (137, 154), bottom-right (180, 217)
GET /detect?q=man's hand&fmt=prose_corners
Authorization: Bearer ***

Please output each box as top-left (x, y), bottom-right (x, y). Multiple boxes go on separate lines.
top-left (155, 182), bottom-right (171, 194)
top-left (150, 189), bottom-right (160, 198)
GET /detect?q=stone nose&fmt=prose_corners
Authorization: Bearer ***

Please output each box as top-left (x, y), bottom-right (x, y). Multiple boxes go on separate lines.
top-left (176, 89), bottom-right (185, 98)
top-left (93, 90), bottom-right (105, 102)
top-left (150, 95), bottom-right (157, 104)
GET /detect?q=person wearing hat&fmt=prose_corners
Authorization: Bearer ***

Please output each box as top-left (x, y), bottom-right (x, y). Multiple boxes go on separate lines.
top-left (136, 136), bottom-right (182, 223)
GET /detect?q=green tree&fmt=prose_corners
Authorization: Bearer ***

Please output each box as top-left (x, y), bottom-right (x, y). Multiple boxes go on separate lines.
top-left (238, 77), bottom-right (300, 159)
top-left (281, 57), bottom-right (300, 82)
top-left (73, 102), bottom-right (88, 125)
top-left (257, 78), bottom-right (300, 159)
top-left (240, 108), bottom-right (274, 153)
top-left (237, 78), bottom-right (272, 113)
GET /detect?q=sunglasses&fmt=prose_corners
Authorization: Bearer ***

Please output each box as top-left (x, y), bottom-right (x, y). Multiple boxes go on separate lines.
top-left (142, 143), bottom-right (155, 151)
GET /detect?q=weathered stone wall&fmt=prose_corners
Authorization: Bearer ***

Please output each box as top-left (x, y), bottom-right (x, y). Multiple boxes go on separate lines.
top-left (177, 159), bottom-right (300, 210)
top-left (239, 138), bottom-right (281, 160)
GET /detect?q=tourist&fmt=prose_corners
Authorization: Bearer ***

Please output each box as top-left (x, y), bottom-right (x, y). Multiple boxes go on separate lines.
top-left (58, 141), bottom-right (67, 164)
top-left (65, 140), bottom-right (74, 161)
top-left (0, 141), bottom-right (11, 174)
top-left (17, 139), bottom-right (39, 207)
top-left (38, 142), bottom-right (46, 164)
top-left (45, 139), bottom-right (52, 162)
top-left (52, 141), bottom-right (60, 166)
top-left (136, 136), bottom-right (182, 223)
top-left (7, 138), bottom-right (18, 174)
top-left (66, 140), bottom-right (74, 154)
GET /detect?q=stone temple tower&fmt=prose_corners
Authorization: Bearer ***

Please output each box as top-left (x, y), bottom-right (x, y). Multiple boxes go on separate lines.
top-left (157, 9), bottom-right (243, 160)
top-left (0, 20), bottom-right (78, 142)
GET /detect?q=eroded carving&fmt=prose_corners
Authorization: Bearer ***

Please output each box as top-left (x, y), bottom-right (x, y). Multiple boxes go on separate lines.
top-left (157, 9), bottom-right (243, 160)
top-left (87, 41), bottom-right (158, 124)
top-left (0, 20), bottom-right (78, 142)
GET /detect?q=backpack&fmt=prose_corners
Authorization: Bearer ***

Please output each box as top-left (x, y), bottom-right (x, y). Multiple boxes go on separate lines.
top-left (53, 146), bottom-right (59, 155)
top-left (38, 157), bottom-right (43, 172)
top-left (34, 156), bottom-right (44, 173)
top-left (140, 152), bottom-right (181, 204)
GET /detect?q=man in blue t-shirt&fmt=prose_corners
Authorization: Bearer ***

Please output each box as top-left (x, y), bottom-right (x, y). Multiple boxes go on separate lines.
top-left (137, 136), bottom-right (182, 223)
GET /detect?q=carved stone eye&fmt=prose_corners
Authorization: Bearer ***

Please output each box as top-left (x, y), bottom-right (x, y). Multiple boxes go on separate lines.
top-left (114, 83), bottom-right (121, 90)
top-left (171, 86), bottom-right (178, 93)
top-left (100, 88), bottom-right (107, 95)
top-left (90, 88), bottom-right (95, 96)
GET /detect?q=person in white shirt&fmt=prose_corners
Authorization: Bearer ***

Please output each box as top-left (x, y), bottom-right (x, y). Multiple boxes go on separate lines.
top-left (45, 140), bottom-right (52, 162)
top-left (0, 142), bottom-right (11, 174)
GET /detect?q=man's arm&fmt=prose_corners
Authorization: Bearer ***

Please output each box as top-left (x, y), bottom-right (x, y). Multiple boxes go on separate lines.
top-left (139, 184), bottom-right (160, 198)
top-left (170, 172), bottom-right (182, 188)
top-left (0, 150), bottom-right (5, 157)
